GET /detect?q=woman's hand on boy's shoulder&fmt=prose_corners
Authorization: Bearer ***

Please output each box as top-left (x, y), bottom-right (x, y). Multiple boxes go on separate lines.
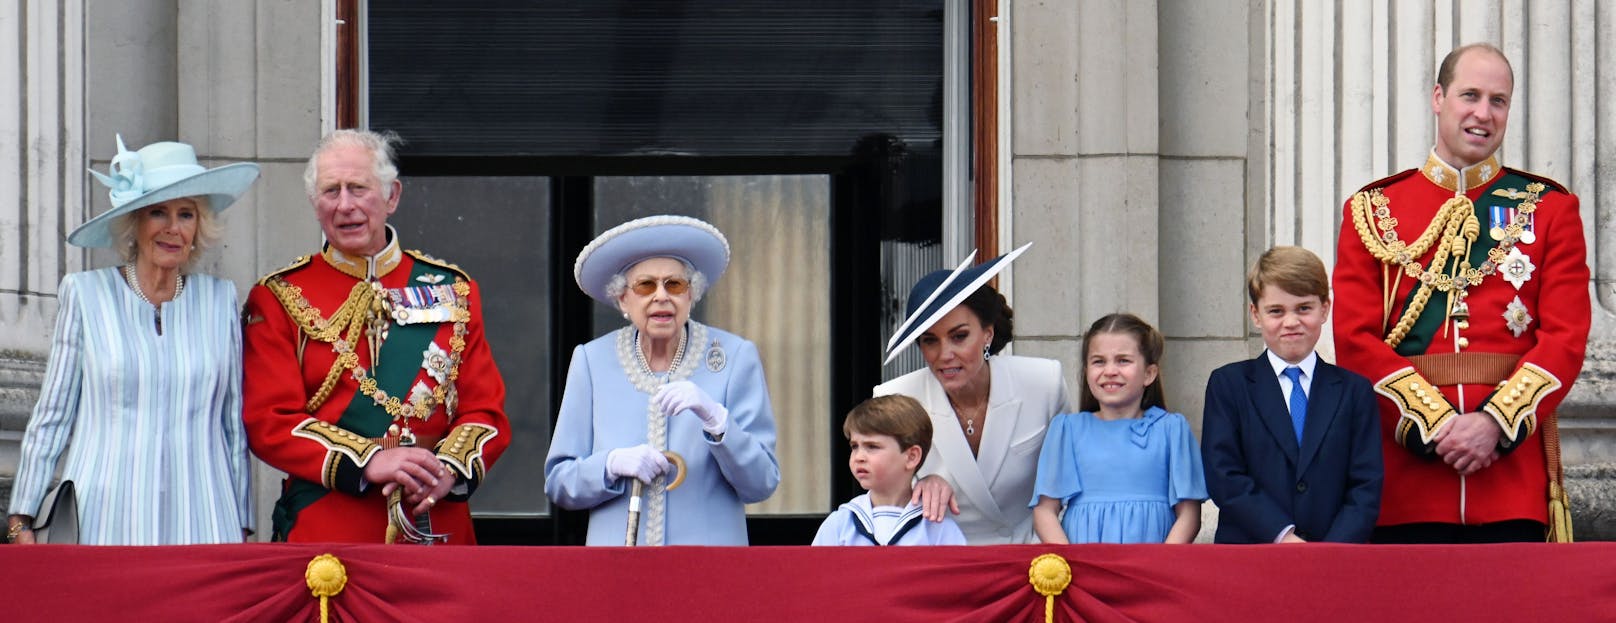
top-left (911, 475), bottom-right (960, 522)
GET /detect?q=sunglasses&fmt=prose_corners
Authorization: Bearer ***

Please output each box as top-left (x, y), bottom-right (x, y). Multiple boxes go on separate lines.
top-left (629, 277), bottom-right (690, 296)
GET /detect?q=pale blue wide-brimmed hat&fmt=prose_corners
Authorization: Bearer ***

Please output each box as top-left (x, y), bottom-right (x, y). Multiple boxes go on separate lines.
top-left (882, 242), bottom-right (1032, 365)
top-left (573, 215), bottom-right (731, 306)
top-left (68, 135), bottom-right (260, 248)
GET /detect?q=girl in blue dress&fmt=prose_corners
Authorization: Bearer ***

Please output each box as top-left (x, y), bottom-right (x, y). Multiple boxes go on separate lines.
top-left (1030, 313), bottom-right (1207, 544)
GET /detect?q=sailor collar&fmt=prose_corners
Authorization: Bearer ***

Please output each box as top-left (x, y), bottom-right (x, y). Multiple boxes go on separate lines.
top-left (323, 225), bottom-right (403, 280)
top-left (1422, 151), bottom-right (1502, 195)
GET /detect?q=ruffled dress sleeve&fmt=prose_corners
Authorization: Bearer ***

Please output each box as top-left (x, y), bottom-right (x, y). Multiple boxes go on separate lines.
top-left (1029, 412), bottom-right (1083, 506)
top-left (1165, 412), bottom-right (1209, 503)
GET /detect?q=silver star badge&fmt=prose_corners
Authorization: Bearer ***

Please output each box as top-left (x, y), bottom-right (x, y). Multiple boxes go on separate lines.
top-left (1501, 247), bottom-right (1535, 290)
top-left (1503, 296), bottom-right (1533, 338)
top-left (421, 342), bottom-right (451, 383)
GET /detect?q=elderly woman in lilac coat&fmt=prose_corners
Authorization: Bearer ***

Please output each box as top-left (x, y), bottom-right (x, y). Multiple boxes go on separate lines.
top-left (544, 215), bottom-right (780, 545)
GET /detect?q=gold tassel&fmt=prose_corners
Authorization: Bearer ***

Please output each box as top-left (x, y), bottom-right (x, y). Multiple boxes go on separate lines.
top-left (305, 554), bottom-right (348, 623)
top-left (1548, 482), bottom-right (1574, 543)
top-left (1543, 409), bottom-right (1573, 543)
top-left (1029, 554), bottom-right (1072, 623)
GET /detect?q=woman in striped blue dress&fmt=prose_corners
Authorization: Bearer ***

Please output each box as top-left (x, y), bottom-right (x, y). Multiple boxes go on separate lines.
top-left (5, 136), bottom-right (259, 545)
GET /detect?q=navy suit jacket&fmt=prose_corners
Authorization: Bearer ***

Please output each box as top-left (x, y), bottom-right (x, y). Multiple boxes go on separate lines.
top-left (1201, 353), bottom-right (1383, 543)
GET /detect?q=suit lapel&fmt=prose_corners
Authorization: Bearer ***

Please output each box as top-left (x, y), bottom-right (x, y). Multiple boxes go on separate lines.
top-left (1297, 362), bottom-right (1345, 475)
top-left (977, 357), bottom-right (1024, 491)
top-left (1245, 355), bottom-right (1299, 462)
top-left (918, 371), bottom-right (1007, 527)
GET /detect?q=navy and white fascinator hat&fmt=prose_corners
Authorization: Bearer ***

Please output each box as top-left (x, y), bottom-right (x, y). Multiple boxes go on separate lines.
top-left (573, 215), bottom-right (731, 306)
top-left (882, 242), bottom-right (1032, 365)
top-left (69, 134), bottom-right (260, 248)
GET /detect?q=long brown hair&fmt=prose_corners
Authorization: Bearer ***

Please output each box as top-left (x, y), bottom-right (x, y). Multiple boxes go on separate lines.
top-left (1076, 313), bottom-right (1167, 413)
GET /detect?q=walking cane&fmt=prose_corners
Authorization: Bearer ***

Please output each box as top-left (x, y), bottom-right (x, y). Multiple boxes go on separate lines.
top-left (625, 450), bottom-right (686, 546)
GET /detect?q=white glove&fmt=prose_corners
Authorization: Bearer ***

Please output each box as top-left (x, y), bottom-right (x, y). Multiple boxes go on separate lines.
top-left (606, 444), bottom-right (672, 484)
top-left (654, 380), bottom-right (729, 437)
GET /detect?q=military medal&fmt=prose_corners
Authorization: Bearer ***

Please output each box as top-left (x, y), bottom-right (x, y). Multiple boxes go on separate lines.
top-left (1501, 247), bottom-right (1535, 290)
top-left (1503, 296), bottom-right (1533, 338)
top-left (386, 283), bottom-right (459, 324)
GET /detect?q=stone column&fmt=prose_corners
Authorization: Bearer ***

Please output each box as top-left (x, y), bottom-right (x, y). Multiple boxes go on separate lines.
top-left (1008, 0), bottom-right (1163, 400)
top-left (174, 1), bottom-right (327, 539)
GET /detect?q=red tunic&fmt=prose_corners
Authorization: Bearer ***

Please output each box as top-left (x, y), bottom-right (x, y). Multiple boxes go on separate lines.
top-left (1333, 153), bottom-right (1589, 527)
top-left (243, 239), bottom-right (509, 543)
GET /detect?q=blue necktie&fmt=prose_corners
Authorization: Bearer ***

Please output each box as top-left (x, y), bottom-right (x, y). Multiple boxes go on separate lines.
top-left (1284, 366), bottom-right (1307, 445)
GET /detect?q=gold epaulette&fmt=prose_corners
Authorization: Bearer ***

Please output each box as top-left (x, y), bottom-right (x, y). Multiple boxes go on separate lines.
top-left (256, 254), bottom-right (313, 286)
top-left (291, 418), bottom-right (381, 489)
top-left (1374, 367), bottom-right (1457, 446)
top-left (1482, 363), bottom-right (1561, 445)
top-left (406, 249), bottom-right (471, 281)
top-left (435, 423), bottom-right (500, 481)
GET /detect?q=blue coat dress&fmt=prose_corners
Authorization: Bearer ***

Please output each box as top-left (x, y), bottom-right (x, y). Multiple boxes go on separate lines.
top-left (544, 321), bottom-right (780, 545)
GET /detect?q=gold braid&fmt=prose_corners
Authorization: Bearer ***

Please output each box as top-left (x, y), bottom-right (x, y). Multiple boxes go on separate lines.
top-left (266, 276), bottom-right (472, 419)
top-left (267, 278), bottom-right (378, 412)
top-left (1350, 192), bottom-right (1480, 349)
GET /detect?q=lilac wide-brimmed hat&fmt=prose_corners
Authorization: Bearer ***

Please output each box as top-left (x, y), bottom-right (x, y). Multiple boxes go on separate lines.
top-left (573, 215), bottom-right (731, 306)
top-left (68, 135), bottom-right (259, 248)
top-left (882, 242), bottom-right (1032, 365)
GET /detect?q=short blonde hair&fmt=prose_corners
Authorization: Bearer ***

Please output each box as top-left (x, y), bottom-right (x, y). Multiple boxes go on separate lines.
top-left (1246, 246), bottom-right (1330, 306)
top-left (111, 197), bottom-right (223, 272)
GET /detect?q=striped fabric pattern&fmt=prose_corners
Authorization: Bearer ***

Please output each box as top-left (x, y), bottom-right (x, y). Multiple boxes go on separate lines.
top-left (7, 267), bottom-right (251, 544)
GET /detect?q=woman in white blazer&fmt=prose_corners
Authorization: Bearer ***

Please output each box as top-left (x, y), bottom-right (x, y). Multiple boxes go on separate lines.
top-left (874, 244), bottom-right (1069, 544)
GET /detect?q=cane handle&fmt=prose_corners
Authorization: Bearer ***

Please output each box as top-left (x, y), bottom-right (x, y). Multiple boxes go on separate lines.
top-left (663, 451), bottom-right (687, 491)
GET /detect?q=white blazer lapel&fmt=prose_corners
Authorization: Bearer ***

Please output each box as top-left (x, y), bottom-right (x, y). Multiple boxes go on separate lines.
top-left (918, 373), bottom-right (1007, 528)
top-left (976, 357), bottom-right (1024, 492)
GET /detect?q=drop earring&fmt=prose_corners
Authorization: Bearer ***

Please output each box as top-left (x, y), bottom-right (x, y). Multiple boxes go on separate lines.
top-left (982, 345), bottom-right (991, 361)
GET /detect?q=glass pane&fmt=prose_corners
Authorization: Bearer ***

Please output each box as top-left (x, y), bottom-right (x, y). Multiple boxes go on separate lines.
top-left (593, 175), bottom-right (832, 514)
top-left (393, 176), bottom-right (552, 516)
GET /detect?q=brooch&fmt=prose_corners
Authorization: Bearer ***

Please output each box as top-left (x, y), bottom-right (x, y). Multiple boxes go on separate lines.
top-left (705, 340), bottom-right (727, 373)
top-left (1503, 297), bottom-right (1533, 338)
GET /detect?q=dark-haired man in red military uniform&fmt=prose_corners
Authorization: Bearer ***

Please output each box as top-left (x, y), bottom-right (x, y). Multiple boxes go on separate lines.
top-left (243, 129), bottom-right (509, 543)
top-left (1333, 43), bottom-right (1589, 543)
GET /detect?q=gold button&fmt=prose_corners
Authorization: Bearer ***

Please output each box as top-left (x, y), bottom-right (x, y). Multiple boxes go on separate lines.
top-left (1457, 320), bottom-right (1470, 330)
top-left (1510, 389), bottom-right (1523, 399)
top-left (1458, 337), bottom-right (1470, 349)
top-left (1409, 382), bottom-right (1421, 391)
top-left (1415, 390), bottom-right (1428, 399)
top-left (1503, 396), bottom-right (1515, 405)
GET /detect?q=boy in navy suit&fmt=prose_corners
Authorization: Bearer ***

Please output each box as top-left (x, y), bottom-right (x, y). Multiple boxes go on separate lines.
top-left (1201, 246), bottom-right (1382, 543)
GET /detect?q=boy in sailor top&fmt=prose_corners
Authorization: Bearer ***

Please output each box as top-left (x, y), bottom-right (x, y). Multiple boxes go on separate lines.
top-left (813, 395), bottom-right (966, 546)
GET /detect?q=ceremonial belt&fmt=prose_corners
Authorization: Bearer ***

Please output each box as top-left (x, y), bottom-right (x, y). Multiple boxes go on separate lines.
top-left (1407, 352), bottom-right (1520, 387)
top-left (374, 434), bottom-right (443, 450)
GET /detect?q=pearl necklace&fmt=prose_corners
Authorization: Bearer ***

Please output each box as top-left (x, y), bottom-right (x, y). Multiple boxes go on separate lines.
top-left (634, 328), bottom-right (688, 375)
top-left (124, 264), bottom-right (183, 335)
